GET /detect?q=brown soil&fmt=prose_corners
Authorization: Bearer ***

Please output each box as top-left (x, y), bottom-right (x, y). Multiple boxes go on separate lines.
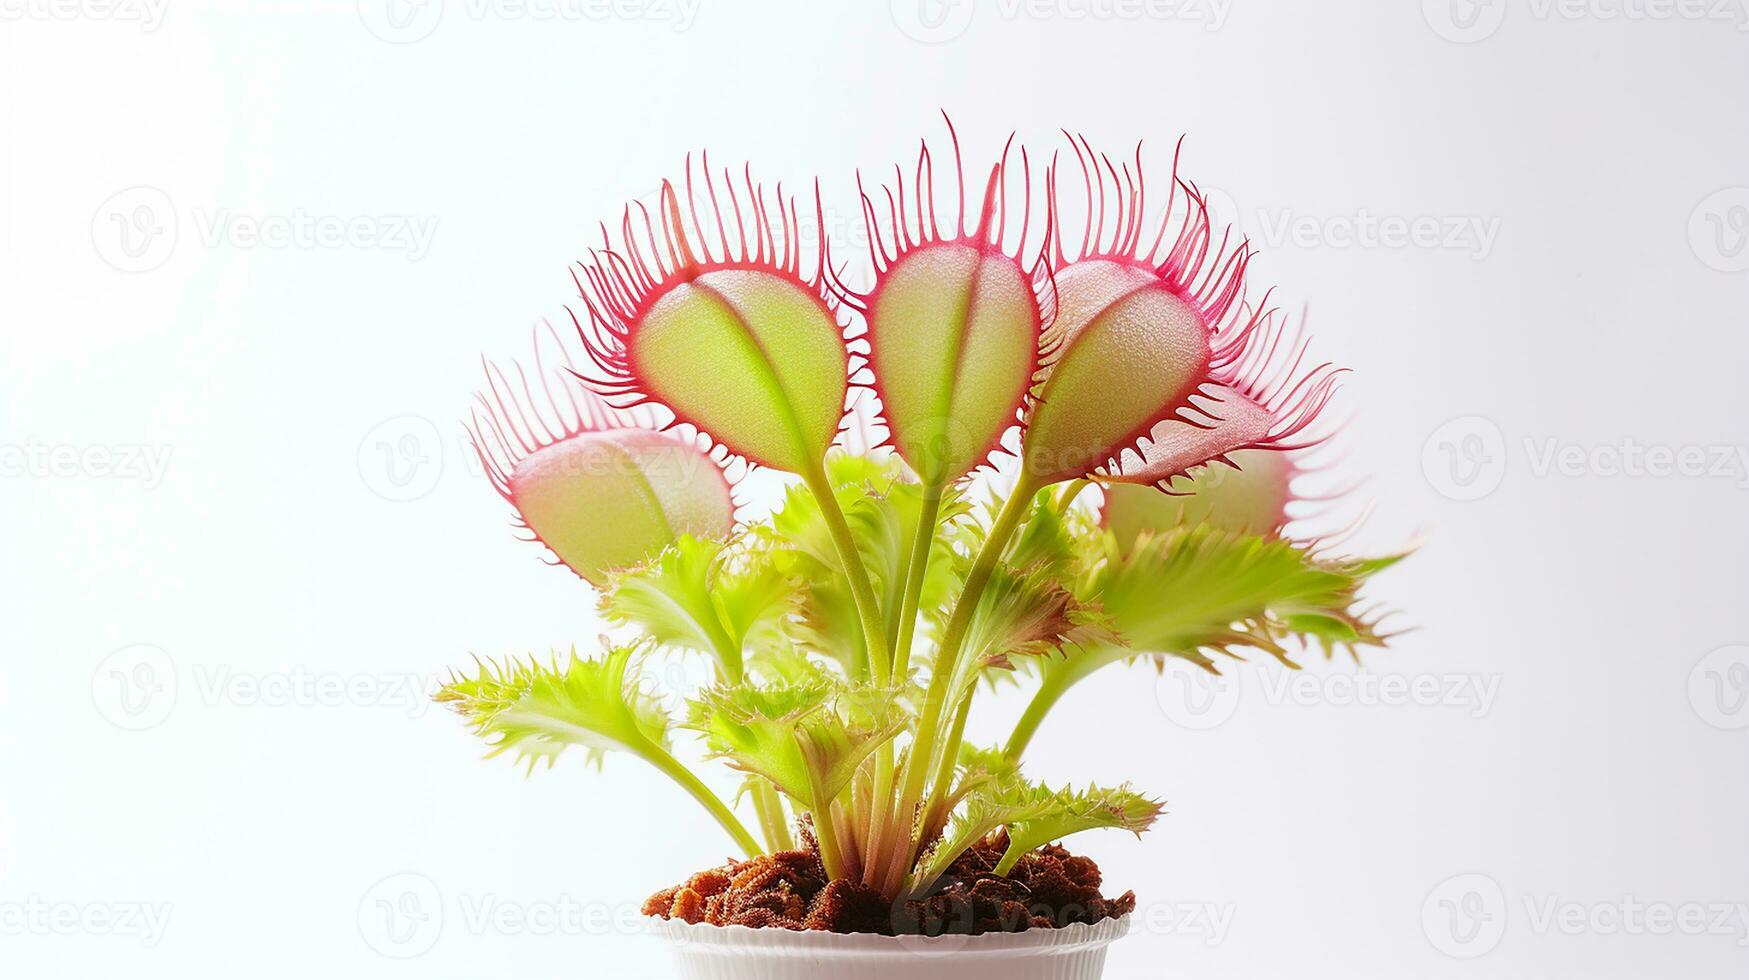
top-left (642, 829), bottom-right (1135, 935)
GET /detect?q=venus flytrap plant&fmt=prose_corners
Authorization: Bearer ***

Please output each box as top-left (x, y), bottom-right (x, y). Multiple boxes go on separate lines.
top-left (437, 124), bottom-right (1410, 929)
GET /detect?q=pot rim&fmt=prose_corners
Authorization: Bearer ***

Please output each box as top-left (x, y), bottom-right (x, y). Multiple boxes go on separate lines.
top-left (653, 913), bottom-right (1130, 956)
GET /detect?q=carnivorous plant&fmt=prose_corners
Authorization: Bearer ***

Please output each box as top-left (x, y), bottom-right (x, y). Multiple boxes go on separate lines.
top-left (439, 120), bottom-right (1403, 907)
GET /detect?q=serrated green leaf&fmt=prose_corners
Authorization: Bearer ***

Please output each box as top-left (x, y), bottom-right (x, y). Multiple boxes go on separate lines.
top-left (602, 533), bottom-right (800, 682)
top-left (602, 536), bottom-right (737, 669)
top-left (956, 561), bottom-right (1111, 686)
top-left (912, 771), bottom-right (1162, 889)
top-left (1084, 525), bottom-right (1394, 667)
top-left (684, 678), bottom-right (904, 810)
top-left (435, 643), bottom-right (671, 773)
top-left (993, 782), bottom-right (1164, 874)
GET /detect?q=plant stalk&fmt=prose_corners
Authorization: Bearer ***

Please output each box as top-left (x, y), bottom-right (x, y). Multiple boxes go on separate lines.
top-left (799, 461), bottom-right (892, 682)
top-left (1002, 683), bottom-right (1059, 764)
top-left (991, 838), bottom-right (1027, 877)
top-left (891, 482), bottom-right (946, 682)
top-left (879, 474), bottom-right (1040, 893)
top-left (799, 458), bottom-right (896, 885)
top-left (807, 795), bottom-right (848, 882)
top-left (915, 691), bottom-right (973, 849)
top-left (861, 481), bottom-right (946, 887)
top-left (753, 781), bottom-right (793, 852)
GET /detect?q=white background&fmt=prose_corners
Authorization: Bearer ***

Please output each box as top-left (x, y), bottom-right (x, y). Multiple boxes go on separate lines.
top-left (3, 1), bottom-right (1747, 977)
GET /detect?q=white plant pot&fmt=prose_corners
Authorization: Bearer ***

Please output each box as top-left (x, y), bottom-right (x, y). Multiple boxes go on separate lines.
top-left (654, 915), bottom-right (1129, 980)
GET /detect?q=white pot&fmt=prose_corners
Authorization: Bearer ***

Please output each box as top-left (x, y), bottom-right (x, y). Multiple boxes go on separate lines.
top-left (654, 915), bottom-right (1129, 980)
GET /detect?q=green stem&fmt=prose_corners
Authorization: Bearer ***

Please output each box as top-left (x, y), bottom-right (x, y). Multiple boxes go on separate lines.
top-left (891, 483), bottom-right (946, 682)
top-left (882, 475), bottom-right (1039, 890)
top-left (916, 692), bottom-right (973, 844)
top-left (861, 757), bottom-right (897, 887)
top-left (799, 461), bottom-right (892, 682)
top-left (797, 457), bottom-right (896, 882)
top-left (807, 794), bottom-right (848, 881)
top-left (754, 781), bottom-right (793, 852)
top-left (642, 743), bottom-right (762, 858)
top-left (861, 482), bottom-right (945, 887)
top-left (1003, 688), bottom-right (1058, 764)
